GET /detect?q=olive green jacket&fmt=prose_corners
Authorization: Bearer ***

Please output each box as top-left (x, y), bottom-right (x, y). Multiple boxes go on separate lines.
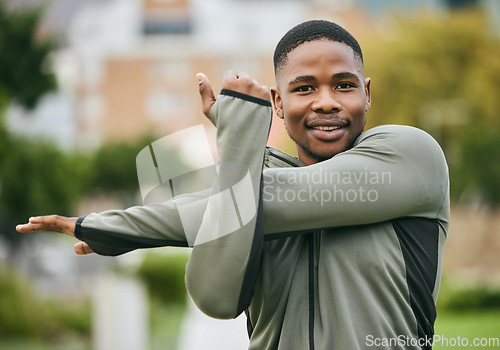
top-left (76, 90), bottom-right (449, 349)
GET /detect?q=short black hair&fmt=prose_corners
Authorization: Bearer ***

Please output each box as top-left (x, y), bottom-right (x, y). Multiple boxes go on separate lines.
top-left (273, 20), bottom-right (363, 76)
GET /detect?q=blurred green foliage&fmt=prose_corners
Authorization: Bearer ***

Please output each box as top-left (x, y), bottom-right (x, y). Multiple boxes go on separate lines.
top-left (0, 1), bottom-right (56, 111)
top-left (0, 0), bottom-right (158, 246)
top-left (0, 134), bottom-right (156, 251)
top-left (0, 1), bottom-right (64, 249)
top-left (435, 279), bottom-right (500, 349)
top-left (0, 267), bottom-right (91, 342)
top-left (91, 141), bottom-right (146, 194)
top-left (136, 251), bottom-right (190, 306)
top-left (434, 310), bottom-right (500, 350)
top-left (149, 299), bottom-right (187, 350)
top-left (364, 10), bottom-right (500, 205)
top-left (135, 251), bottom-right (191, 349)
top-left (0, 266), bottom-right (44, 338)
top-left (0, 137), bottom-right (90, 244)
top-left (438, 279), bottom-right (500, 311)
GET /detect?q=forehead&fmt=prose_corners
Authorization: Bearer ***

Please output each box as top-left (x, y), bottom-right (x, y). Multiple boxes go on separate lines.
top-left (277, 40), bottom-right (363, 85)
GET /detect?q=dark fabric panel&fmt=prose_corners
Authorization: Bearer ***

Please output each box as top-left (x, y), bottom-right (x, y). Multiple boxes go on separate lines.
top-left (308, 232), bottom-right (316, 350)
top-left (236, 108), bottom-right (273, 315)
top-left (220, 89), bottom-right (272, 107)
top-left (392, 217), bottom-right (439, 349)
top-left (75, 216), bottom-right (188, 256)
top-left (235, 100), bottom-right (272, 316)
top-left (245, 309), bottom-right (254, 338)
top-left (74, 216), bottom-right (86, 241)
top-left (236, 182), bottom-right (265, 316)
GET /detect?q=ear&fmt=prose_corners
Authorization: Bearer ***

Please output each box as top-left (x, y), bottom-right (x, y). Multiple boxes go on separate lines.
top-left (364, 77), bottom-right (372, 112)
top-left (270, 87), bottom-right (284, 119)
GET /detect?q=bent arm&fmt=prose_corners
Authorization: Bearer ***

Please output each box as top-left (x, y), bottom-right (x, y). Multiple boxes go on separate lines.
top-left (262, 125), bottom-right (450, 236)
top-left (184, 90), bottom-right (272, 319)
top-left (70, 90), bottom-right (272, 320)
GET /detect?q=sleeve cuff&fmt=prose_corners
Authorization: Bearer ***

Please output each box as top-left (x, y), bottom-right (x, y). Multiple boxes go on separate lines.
top-left (74, 216), bottom-right (86, 240)
top-left (220, 89), bottom-right (271, 107)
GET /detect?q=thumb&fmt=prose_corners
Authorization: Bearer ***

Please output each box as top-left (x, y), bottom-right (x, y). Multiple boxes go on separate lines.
top-left (74, 242), bottom-right (94, 255)
top-left (197, 73), bottom-right (216, 119)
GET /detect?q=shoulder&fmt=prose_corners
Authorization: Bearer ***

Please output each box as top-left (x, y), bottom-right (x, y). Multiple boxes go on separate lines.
top-left (355, 125), bottom-right (443, 154)
top-left (357, 124), bottom-right (434, 143)
top-left (351, 125), bottom-right (448, 173)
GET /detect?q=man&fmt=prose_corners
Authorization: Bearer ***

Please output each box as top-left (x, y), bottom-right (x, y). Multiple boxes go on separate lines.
top-left (17, 20), bottom-right (449, 349)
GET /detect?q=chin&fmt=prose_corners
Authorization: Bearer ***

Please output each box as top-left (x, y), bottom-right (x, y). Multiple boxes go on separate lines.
top-left (316, 144), bottom-right (349, 159)
top-left (306, 148), bottom-right (342, 163)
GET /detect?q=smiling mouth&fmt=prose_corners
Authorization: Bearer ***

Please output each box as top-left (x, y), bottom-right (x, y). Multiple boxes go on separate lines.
top-left (311, 126), bottom-right (343, 131)
top-left (307, 122), bottom-right (347, 142)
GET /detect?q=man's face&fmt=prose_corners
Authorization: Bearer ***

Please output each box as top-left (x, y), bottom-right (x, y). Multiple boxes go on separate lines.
top-left (271, 40), bottom-right (371, 165)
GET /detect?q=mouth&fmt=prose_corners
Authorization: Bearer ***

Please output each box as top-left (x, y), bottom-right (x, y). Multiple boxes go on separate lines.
top-left (307, 120), bottom-right (348, 141)
top-left (311, 125), bottom-right (343, 131)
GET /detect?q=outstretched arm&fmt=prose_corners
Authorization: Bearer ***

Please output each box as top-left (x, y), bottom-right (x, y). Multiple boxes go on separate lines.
top-left (184, 71), bottom-right (272, 319)
top-left (19, 71), bottom-right (272, 323)
top-left (16, 71), bottom-right (270, 259)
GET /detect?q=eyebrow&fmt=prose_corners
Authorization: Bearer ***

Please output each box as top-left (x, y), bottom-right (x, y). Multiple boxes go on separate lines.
top-left (288, 75), bottom-right (316, 86)
top-left (288, 72), bottom-right (361, 86)
top-left (332, 72), bottom-right (361, 82)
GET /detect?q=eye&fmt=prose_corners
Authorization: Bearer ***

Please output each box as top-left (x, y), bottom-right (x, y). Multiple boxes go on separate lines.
top-left (293, 85), bottom-right (314, 93)
top-left (336, 82), bottom-right (355, 90)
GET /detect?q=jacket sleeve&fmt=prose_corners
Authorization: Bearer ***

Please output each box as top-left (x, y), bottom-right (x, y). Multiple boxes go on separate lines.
top-left (74, 189), bottom-right (211, 256)
top-left (75, 89), bottom-right (272, 320)
top-left (184, 89), bottom-right (272, 319)
top-left (261, 125), bottom-right (450, 237)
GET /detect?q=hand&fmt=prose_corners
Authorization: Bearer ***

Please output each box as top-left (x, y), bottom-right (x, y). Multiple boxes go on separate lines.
top-left (197, 70), bottom-right (271, 120)
top-left (16, 215), bottom-right (94, 255)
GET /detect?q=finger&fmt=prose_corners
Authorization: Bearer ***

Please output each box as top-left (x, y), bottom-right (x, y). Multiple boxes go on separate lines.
top-left (28, 215), bottom-right (60, 226)
top-left (197, 73), bottom-right (216, 119)
top-left (16, 223), bottom-right (39, 233)
top-left (28, 216), bottom-right (50, 224)
top-left (16, 216), bottom-right (58, 233)
top-left (17, 215), bottom-right (76, 236)
top-left (74, 242), bottom-right (94, 255)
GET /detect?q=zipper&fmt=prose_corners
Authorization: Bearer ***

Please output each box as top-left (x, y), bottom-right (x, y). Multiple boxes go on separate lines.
top-left (266, 147), bottom-right (303, 167)
top-left (308, 231), bottom-right (316, 350)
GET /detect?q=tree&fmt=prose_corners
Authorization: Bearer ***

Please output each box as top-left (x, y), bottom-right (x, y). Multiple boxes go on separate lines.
top-left (0, 139), bottom-right (91, 257)
top-left (0, 2), bottom-right (62, 255)
top-left (0, 2), bottom-right (56, 113)
top-left (363, 10), bottom-right (500, 205)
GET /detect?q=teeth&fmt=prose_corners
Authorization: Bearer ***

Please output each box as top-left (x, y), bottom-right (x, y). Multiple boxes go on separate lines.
top-left (312, 126), bottom-right (341, 131)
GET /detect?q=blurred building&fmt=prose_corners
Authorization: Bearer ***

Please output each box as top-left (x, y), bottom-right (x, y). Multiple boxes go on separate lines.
top-left (6, 0), bottom-right (499, 150)
top-left (0, 0), bottom-right (399, 150)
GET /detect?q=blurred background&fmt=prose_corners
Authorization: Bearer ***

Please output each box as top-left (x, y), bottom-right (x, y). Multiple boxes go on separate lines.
top-left (1, 0), bottom-right (500, 349)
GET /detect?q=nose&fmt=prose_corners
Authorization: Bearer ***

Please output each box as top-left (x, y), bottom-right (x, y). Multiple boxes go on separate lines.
top-left (311, 88), bottom-right (342, 114)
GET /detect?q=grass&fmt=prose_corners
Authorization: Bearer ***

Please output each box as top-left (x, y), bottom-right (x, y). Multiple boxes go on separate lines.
top-left (0, 336), bottom-right (90, 350)
top-left (0, 300), bottom-right (186, 350)
top-left (149, 300), bottom-right (187, 350)
top-left (2, 308), bottom-right (498, 349)
top-left (2, 261), bottom-right (498, 350)
top-left (433, 309), bottom-right (500, 349)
